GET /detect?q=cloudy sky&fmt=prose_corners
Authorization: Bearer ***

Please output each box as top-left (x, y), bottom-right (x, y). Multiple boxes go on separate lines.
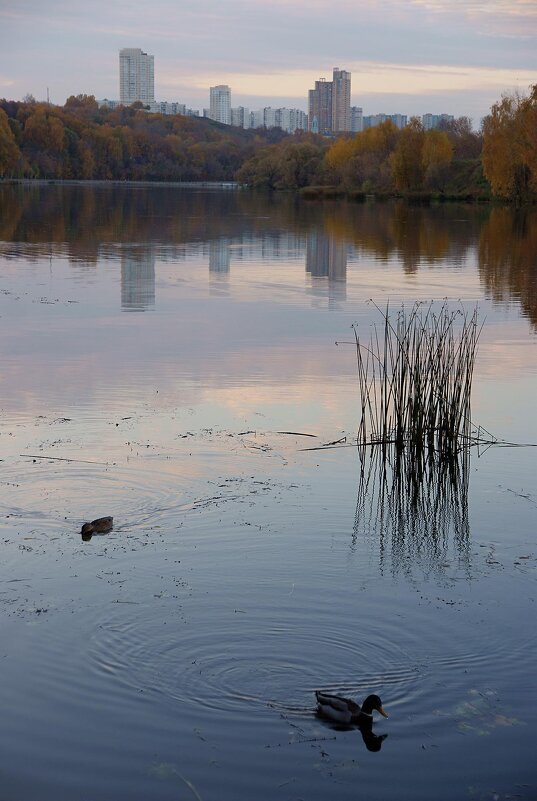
top-left (1, 0), bottom-right (536, 125)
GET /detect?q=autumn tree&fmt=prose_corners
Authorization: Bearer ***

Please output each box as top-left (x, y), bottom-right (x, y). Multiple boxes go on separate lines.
top-left (439, 116), bottom-right (482, 160)
top-left (482, 85), bottom-right (537, 202)
top-left (325, 121), bottom-right (399, 190)
top-left (390, 117), bottom-right (425, 191)
top-left (422, 129), bottom-right (453, 189)
top-left (0, 108), bottom-right (22, 176)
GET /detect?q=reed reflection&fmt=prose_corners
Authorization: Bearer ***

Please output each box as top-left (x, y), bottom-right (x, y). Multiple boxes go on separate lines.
top-left (354, 445), bottom-right (470, 581)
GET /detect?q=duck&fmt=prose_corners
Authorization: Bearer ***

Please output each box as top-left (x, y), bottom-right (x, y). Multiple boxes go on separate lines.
top-left (80, 516), bottom-right (114, 539)
top-left (315, 691), bottom-right (388, 725)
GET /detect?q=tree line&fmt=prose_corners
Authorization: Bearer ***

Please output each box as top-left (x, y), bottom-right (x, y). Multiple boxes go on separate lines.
top-left (0, 94), bottom-right (285, 182)
top-left (1, 86), bottom-right (536, 202)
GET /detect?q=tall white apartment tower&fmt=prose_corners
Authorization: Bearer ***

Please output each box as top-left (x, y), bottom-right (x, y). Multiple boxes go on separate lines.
top-left (210, 85), bottom-right (232, 125)
top-left (119, 48), bottom-right (155, 106)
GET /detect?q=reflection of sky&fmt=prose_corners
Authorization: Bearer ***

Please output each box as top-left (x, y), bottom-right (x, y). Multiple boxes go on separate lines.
top-left (2, 195), bottom-right (537, 452)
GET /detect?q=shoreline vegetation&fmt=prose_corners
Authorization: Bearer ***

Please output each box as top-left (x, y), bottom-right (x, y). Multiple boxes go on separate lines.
top-left (1, 84), bottom-right (536, 203)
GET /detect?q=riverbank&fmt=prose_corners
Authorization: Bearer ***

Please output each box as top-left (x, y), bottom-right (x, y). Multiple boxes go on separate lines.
top-left (4, 178), bottom-right (242, 189)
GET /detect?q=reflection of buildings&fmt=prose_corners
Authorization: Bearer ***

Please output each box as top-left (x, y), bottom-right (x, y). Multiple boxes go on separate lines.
top-left (121, 247), bottom-right (156, 311)
top-left (306, 231), bottom-right (347, 281)
top-left (306, 231), bottom-right (347, 304)
top-left (209, 239), bottom-right (231, 274)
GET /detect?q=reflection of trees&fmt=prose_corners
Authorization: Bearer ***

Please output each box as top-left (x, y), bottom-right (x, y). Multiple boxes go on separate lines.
top-left (354, 445), bottom-right (470, 582)
top-left (2, 186), bottom-right (537, 328)
top-left (0, 186), bottom-right (488, 271)
top-left (478, 207), bottom-right (537, 329)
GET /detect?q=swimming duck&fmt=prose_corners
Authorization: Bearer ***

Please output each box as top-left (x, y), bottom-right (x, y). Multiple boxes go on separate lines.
top-left (315, 691), bottom-right (388, 725)
top-left (80, 516), bottom-right (114, 539)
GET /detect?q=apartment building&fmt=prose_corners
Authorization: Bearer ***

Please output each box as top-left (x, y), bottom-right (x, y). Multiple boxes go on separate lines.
top-left (422, 113), bottom-right (454, 130)
top-left (308, 68), bottom-right (351, 135)
top-left (209, 85), bottom-right (231, 125)
top-left (119, 48), bottom-right (154, 105)
top-left (350, 106), bottom-right (363, 133)
top-left (363, 113), bottom-right (407, 130)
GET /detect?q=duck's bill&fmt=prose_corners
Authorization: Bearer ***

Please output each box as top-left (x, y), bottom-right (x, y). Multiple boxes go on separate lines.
top-left (379, 707), bottom-right (389, 718)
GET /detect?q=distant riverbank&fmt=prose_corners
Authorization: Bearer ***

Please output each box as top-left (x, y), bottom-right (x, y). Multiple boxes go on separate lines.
top-left (5, 178), bottom-right (242, 189)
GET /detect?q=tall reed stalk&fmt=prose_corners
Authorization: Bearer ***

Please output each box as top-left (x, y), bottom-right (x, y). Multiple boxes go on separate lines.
top-left (354, 302), bottom-right (481, 456)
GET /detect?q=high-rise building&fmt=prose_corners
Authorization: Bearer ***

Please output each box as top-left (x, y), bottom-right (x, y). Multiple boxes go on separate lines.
top-left (332, 68), bottom-right (351, 133)
top-left (119, 48), bottom-right (154, 106)
top-left (308, 69), bottom-right (351, 135)
top-left (308, 78), bottom-right (333, 136)
top-left (209, 85), bottom-right (231, 125)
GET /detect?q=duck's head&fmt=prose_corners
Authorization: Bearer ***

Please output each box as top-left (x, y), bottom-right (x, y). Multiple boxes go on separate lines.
top-left (80, 522), bottom-right (94, 540)
top-left (362, 695), bottom-right (389, 718)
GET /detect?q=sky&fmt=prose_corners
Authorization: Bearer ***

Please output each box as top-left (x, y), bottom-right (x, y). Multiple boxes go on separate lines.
top-left (1, 0), bottom-right (536, 126)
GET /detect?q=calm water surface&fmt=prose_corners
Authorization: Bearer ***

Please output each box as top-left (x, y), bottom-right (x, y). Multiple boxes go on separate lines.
top-left (1, 184), bottom-right (536, 801)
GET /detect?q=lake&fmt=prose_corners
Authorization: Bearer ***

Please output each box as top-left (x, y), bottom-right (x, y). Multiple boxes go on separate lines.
top-left (1, 183), bottom-right (536, 801)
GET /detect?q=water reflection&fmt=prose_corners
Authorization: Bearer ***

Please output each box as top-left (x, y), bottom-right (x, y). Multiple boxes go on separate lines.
top-left (354, 446), bottom-right (470, 581)
top-left (209, 239), bottom-right (231, 274)
top-left (121, 246), bottom-right (156, 311)
top-left (479, 207), bottom-right (537, 325)
top-left (1, 185), bottom-right (537, 327)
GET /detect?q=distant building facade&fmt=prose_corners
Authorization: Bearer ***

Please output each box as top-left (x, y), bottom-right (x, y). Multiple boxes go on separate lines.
top-left (245, 107), bottom-right (308, 133)
top-left (277, 107), bottom-right (308, 134)
top-left (350, 106), bottom-right (363, 133)
top-left (308, 78), bottom-right (333, 135)
top-left (308, 68), bottom-right (351, 135)
top-left (119, 48), bottom-right (154, 106)
top-left (363, 113), bottom-right (407, 130)
top-left (422, 113), bottom-right (454, 130)
top-left (332, 68), bottom-right (351, 132)
top-left (231, 106), bottom-right (250, 128)
top-left (209, 85), bottom-right (231, 125)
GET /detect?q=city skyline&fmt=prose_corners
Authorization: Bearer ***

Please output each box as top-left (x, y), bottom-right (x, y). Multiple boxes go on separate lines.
top-left (1, 1), bottom-right (537, 127)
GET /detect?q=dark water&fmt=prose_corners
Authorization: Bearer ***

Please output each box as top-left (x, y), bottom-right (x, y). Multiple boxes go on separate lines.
top-left (1, 184), bottom-right (536, 801)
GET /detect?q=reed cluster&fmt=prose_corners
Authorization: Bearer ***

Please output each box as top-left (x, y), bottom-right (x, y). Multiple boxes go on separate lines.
top-left (354, 302), bottom-right (481, 455)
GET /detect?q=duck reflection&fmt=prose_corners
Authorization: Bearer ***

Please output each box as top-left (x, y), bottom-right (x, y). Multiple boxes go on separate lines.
top-left (315, 690), bottom-right (389, 752)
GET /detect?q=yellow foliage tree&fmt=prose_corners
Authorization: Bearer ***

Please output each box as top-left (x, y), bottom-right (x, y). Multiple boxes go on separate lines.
top-left (422, 129), bottom-right (453, 189)
top-left (0, 108), bottom-right (21, 176)
top-left (390, 117), bottom-right (425, 192)
top-left (325, 121), bottom-right (399, 190)
top-left (482, 85), bottom-right (537, 202)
